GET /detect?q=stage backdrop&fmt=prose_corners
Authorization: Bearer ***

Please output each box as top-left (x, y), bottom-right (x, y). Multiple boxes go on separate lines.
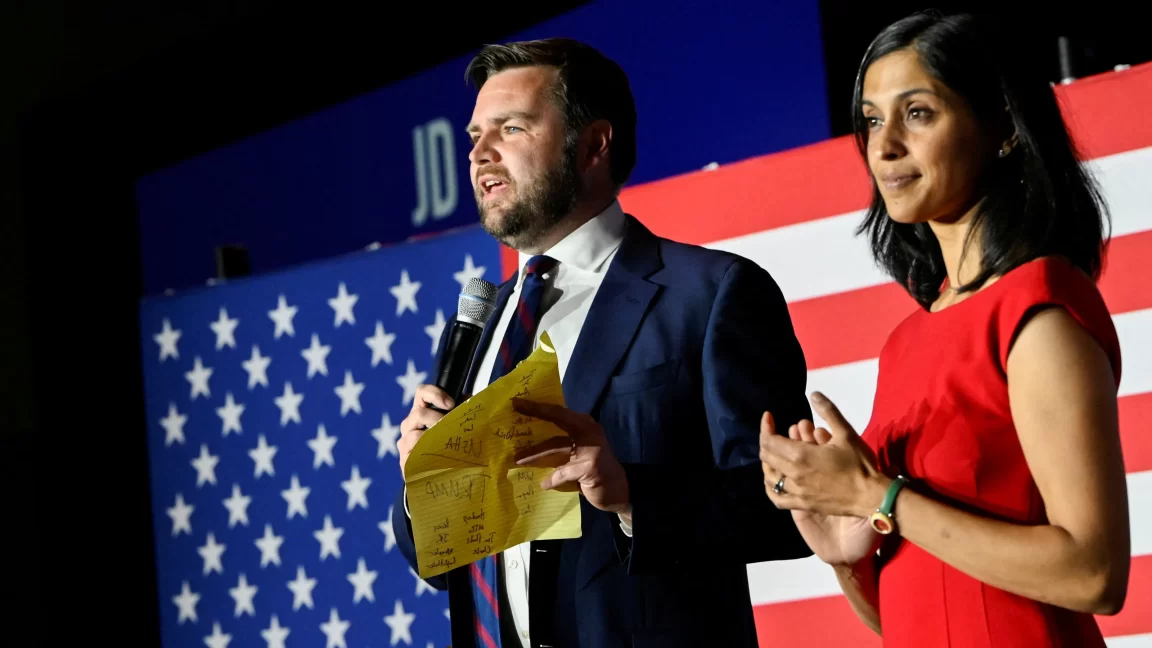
top-left (138, 61), bottom-right (1151, 647)
top-left (134, 0), bottom-right (829, 296)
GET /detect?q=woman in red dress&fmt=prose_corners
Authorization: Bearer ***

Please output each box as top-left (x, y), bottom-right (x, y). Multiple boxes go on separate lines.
top-left (758, 11), bottom-right (1130, 647)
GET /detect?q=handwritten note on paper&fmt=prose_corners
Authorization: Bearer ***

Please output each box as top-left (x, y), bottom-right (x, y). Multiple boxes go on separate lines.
top-left (402, 331), bottom-right (582, 579)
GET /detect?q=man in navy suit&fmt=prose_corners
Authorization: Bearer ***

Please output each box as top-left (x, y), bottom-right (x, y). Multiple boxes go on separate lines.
top-left (393, 38), bottom-right (812, 648)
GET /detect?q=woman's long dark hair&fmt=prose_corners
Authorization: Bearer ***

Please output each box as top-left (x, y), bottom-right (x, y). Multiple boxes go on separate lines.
top-left (852, 11), bottom-right (1110, 308)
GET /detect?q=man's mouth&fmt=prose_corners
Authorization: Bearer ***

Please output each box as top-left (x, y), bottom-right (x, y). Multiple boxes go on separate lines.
top-left (478, 176), bottom-right (510, 197)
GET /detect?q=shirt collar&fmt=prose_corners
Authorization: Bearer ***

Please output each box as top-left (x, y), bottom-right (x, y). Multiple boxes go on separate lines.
top-left (515, 200), bottom-right (627, 279)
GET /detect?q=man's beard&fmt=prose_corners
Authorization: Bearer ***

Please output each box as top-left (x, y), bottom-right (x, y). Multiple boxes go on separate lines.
top-left (476, 141), bottom-right (581, 250)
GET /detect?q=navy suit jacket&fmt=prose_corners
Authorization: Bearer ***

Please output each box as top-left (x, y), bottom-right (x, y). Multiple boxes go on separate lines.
top-left (394, 215), bottom-right (813, 648)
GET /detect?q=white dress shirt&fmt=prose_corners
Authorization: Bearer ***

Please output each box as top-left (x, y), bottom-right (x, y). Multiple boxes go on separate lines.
top-left (470, 200), bottom-right (628, 648)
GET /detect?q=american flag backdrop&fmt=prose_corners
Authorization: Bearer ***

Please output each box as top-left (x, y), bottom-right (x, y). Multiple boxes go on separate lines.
top-left (141, 61), bottom-right (1152, 647)
top-left (140, 226), bottom-right (501, 647)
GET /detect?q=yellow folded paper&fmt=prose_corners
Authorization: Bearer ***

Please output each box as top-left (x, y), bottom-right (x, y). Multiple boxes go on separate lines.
top-left (403, 331), bottom-right (582, 579)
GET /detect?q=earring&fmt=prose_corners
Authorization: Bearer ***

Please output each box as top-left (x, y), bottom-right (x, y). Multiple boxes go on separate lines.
top-left (998, 147), bottom-right (1008, 157)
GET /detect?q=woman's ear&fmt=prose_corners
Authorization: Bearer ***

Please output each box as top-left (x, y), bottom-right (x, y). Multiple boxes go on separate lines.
top-left (999, 105), bottom-right (1020, 156)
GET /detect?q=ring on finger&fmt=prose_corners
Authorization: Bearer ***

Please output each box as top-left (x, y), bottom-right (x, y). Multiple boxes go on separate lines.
top-left (772, 476), bottom-right (787, 494)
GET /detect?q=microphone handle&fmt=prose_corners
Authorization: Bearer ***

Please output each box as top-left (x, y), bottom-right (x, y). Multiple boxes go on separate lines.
top-left (431, 319), bottom-right (484, 413)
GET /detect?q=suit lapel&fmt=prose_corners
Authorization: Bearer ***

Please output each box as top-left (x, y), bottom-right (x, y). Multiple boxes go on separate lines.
top-left (563, 216), bottom-right (662, 414)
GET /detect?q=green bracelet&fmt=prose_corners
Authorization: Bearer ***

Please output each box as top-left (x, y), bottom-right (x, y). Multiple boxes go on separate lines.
top-left (868, 475), bottom-right (907, 535)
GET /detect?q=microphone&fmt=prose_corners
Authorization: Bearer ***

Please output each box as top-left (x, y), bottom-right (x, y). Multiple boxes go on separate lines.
top-left (432, 277), bottom-right (499, 410)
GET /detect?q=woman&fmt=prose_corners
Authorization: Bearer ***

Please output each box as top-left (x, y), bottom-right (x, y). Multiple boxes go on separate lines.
top-left (758, 11), bottom-right (1129, 647)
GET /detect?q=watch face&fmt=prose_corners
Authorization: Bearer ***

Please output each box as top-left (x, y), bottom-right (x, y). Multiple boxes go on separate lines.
top-left (869, 511), bottom-right (893, 535)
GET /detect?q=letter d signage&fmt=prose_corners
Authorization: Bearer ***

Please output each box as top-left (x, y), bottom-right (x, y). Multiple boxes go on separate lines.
top-left (411, 117), bottom-right (458, 227)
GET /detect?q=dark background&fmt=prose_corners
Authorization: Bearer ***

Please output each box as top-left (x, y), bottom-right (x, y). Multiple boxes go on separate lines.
top-left (5, 1), bottom-right (1146, 642)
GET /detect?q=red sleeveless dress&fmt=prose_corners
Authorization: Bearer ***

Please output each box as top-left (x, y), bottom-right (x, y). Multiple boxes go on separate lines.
top-left (860, 257), bottom-right (1122, 647)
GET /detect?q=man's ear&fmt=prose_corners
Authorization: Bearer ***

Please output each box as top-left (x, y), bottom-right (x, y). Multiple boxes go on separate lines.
top-left (579, 119), bottom-right (613, 174)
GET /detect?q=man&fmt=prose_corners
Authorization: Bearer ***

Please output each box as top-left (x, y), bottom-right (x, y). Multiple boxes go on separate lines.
top-left (393, 38), bottom-right (812, 648)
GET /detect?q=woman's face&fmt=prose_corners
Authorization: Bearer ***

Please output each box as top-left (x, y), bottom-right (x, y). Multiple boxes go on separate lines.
top-left (861, 48), bottom-right (994, 225)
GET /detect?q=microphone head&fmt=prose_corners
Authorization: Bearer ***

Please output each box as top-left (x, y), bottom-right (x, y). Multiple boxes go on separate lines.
top-left (458, 277), bottom-right (499, 326)
top-left (463, 277), bottom-right (498, 302)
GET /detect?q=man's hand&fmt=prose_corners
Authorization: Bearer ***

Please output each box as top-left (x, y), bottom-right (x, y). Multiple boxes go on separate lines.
top-left (398, 385), bottom-right (455, 474)
top-left (511, 398), bottom-right (632, 521)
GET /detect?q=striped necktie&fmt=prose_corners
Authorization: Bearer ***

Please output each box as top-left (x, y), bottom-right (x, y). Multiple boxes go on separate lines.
top-left (471, 254), bottom-right (557, 648)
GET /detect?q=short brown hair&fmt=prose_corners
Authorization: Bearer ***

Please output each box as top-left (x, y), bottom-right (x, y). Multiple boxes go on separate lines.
top-left (465, 38), bottom-right (637, 190)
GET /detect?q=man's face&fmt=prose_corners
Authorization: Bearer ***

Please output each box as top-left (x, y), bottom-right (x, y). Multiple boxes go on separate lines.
top-left (467, 66), bottom-right (580, 250)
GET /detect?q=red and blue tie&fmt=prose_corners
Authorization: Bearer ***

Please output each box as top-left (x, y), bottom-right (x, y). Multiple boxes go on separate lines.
top-left (471, 254), bottom-right (558, 648)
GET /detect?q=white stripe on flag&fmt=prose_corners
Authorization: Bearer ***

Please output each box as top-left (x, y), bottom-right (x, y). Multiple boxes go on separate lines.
top-left (1085, 146), bottom-right (1152, 239)
top-left (747, 470), bottom-right (1152, 606)
top-left (805, 358), bottom-right (878, 432)
top-left (1106, 633), bottom-right (1152, 647)
top-left (707, 146), bottom-right (1152, 304)
top-left (746, 555), bottom-right (841, 605)
top-left (801, 308), bottom-right (1151, 431)
top-left (1131, 471), bottom-right (1152, 557)
top-left (706, 209), bottom-right (879, 303)
top-left (1117, 309), bottom-right (1152, 398)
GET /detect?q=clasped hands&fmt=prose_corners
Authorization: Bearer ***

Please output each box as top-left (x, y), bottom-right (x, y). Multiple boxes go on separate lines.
top-left (759, 391), bottom-right (895, 566)
top-left (399, 385), bottom-right (632, 522)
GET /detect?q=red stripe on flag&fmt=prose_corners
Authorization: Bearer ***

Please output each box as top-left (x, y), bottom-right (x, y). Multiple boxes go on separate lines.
top-left (1096, 554), bottom-right (1152, 638)
top-left (1119, 393), bottom-right (1152, 473)
top-left (1054, 61), bottom-right (1152, 159)
top-left (753, 593), bottom-right (881, 647)
top-left (501, 245), bottom-right (518, 282)
top-left (753, 554), bottom-right (1152, 644)
top-left (1100, 230), bottom-right (1152, 314)
top-left (622, 137), bottom-right (873, 247)
top-left (789, 283), bottom-right (917, 371)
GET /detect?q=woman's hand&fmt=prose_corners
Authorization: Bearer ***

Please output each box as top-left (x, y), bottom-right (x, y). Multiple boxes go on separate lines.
top-left (760, 393), bottom-right (890, 565)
